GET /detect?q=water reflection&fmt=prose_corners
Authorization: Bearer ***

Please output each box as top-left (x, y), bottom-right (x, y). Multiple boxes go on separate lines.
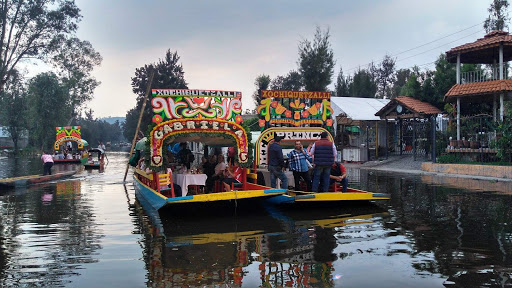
top-left (0, 180), bottom-right (102, 287)
top-left (136, 201), bottom-right (387, 287)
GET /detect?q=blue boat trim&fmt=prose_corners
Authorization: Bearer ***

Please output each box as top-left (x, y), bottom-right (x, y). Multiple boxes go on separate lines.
top-left (372, 193), bottom-right (390, 198)
top-left (265, 189), bottom-right (287, 194)
top-left (167, 196), bottom-right (194, 202)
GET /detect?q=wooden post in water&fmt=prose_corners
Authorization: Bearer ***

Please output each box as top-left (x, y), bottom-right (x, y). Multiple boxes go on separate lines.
top-left (123, 71), bottom-right (155, 182)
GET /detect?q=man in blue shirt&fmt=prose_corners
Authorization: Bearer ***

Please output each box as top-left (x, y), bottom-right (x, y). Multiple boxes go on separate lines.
top-left (267, 135), bottom-right (288, 189)
top-left (287, 141), bottom-right (312, 192)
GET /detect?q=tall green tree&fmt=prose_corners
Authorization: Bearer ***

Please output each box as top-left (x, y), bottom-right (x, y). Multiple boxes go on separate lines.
top-left (297, 26), bottom-right (335, 92)
top-left (270, 70), bottom-right (303, 91)
top-left (125, 49), bottom-right (188, 140)
top-left (27, 72), bottom-right (71, 150)
top-left (51, 37), bottom-right (102, 119)
top-left (432, 54), bottom-right (456, 109)
top-left (0, 0), bottom-right (81, 92)
top-left (334, 67), bottom-right (350, 97)
top-left (484, 0), bottom-right (510, 32)
top-left (375, 55), bottom-right (396, 99)
top-left (252, 74), bottom-right (271, 107)
top-left (0, 70), bottom-right (27, 153)
top-left (391, 68), bottom-right (412, 98)
top-left (350, 68), bottom-right (377, 98)
top-left (400, 73), bottom-right (422, 98)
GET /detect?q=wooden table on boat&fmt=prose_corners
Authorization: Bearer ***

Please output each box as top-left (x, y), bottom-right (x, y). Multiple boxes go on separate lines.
top-left (173, 173), bottom-right (207, 196)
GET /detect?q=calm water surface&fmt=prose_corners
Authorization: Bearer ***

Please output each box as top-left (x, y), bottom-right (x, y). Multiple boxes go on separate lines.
top-left (1, 153), bottom-right (512, 287)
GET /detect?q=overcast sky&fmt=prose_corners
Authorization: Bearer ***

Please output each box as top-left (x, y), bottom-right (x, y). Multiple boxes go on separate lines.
top-left (70, 0), bottom-right (491, 118)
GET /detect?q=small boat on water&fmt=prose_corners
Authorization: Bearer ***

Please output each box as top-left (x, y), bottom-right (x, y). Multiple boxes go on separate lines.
top-left (265, 187), bottom-right (390, 207)
top-left (0, 171), bottom-right (77, 188)
top-left (83, 148), bottom-right (105, 169)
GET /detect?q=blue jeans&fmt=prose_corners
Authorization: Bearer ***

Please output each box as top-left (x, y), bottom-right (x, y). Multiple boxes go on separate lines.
top-left (268, 165), bottom-right (288, 189)
top-left (330, 177), bottom-right (348, 192)
top-left (312, 166), bottom-right (331, 192)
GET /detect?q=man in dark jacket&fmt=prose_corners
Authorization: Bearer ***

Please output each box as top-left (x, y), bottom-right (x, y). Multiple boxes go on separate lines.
top-left (267, 135), bottom-right (288, 189)
top-left (310, 131), bottom-right (337, 192)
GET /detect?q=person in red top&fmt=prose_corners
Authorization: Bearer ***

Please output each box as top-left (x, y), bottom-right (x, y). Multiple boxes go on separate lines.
top-left (329, 162), bottom-right (348, 192)
top-left (41, 151), bottom-right (54, 175)
top-left (222, 160), bottom-right (242, 191)
top-left (227, 146), bottom-right (236, 166)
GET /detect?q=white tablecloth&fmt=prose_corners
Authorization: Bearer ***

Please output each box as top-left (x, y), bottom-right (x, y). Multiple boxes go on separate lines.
top-left (173, 173), bottom-right (207, 196)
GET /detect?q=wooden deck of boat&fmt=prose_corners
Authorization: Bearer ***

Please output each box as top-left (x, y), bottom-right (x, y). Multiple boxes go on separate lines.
top-left (0, 171), bottom-right (77, 188)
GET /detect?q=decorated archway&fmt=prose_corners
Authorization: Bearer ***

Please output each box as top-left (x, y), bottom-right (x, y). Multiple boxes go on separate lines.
top-left (149, 118), bottom-right (249, 167)
top-left (54, 126), bottom-right (83, 150)
top-left (255, 127), bottom-right (333, 166)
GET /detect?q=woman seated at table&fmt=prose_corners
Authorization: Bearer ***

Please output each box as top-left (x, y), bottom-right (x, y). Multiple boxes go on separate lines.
top-left (222, 160), bottom-right (242, 192)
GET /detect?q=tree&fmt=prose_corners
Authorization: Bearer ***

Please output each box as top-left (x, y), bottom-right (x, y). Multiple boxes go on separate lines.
top-left (350, 68), bottom-right (377, 98)
top-left (484, 0), bottom-right (510, 32)
top-left (125, 49), bottom-right (188, 140)
top-left (375, 55), bottom-right (396, 99)
top-left (27, 72), bottom-right (71, 150)
top-left (297, 26), bottom-right (335, 91)
top-left (270, 70), bottom-right (303, 91)
top-left (400, 73), bottom-right (422, 98)
top-left (391, 68), bottom-right (412, 98)
top-left (432, 54), bottom-right (456, 109)
top-left (252, 74), bottom-right (271, 107)
top-left (0, 0), bottom-right (82, 92)
top-left (334, 68), bottom-right (350, 97)
top-left (51, 37), bottom-right (102, 118)
top-left (0, 70), bottom-right (27, 153)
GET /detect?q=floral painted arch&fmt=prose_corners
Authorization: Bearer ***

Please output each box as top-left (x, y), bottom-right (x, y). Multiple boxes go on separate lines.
top-left (54, 136), bottom-right (84, 150)
top-left (149, 118), bottom-right (249, 167)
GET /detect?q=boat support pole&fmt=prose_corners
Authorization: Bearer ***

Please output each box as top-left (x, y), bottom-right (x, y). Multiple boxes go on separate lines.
top-left (123, 71), bottom-right (155, 182)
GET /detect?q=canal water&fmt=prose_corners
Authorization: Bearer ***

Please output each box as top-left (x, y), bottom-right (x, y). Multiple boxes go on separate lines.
top-left (1, 152), bottom-right (512, 287)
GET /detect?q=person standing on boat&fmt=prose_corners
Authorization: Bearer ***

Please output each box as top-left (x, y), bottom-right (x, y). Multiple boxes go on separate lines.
top-left (330, 162), bottom-right (348, 192)
top-left (41, 151), bottom-right (54, 175)
top-left (287, 141), bottom-right (312, 192)
top-left (268, 136), bottom-right (288, 189)
top-left (310, 131), bottom-right (337, 193)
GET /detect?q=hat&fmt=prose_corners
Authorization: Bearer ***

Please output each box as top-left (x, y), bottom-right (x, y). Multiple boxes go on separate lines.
top-left (274, 136), bottom-right (283, 142)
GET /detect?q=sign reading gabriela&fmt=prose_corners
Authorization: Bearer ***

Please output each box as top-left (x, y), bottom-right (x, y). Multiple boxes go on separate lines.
top-left (257, 90), bottom-right (333, 128)
top-left (150, 118), bottom-right (249, 167)
top-left (149, 89), bottom-right (248, 167)
top-left (151, 89), bottom-right (243, 124)
top-left (54, 126), bottom-right (83, 150)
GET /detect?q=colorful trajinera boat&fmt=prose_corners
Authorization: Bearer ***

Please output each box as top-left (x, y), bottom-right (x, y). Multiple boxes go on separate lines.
top-left (0, 171), bottom-right (77, 188)
top-left (133, 89), bottom-right (285, 213)
top-left (254, 90), bottom-right (390, 205)
top-left (53, 126), bottom-right (87, 164)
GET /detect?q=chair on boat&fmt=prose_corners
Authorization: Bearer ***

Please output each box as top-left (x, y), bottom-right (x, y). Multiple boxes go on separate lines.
top-left (156, 170), bottom-right (175, 198)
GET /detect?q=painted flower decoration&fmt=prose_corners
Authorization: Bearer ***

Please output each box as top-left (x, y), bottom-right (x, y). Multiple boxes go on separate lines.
top-left (271, 101), bottom-right (278, 108)
top-left (258, 119), bottom-right (266, 127)
top-left (302, 110), bottom-right (310, 118)
top-left (152, 114), bottom-right (163, 124)
top-left (326, 119), bottom-right (333, 126)
top-left (285, 110), bottom-right (292, 118)
top-left (290, 99), bottom-right (305, 110)
top-left (315, 102), bottom-right (322, 109)
top-left (235, 115), bottom-right (243, 124)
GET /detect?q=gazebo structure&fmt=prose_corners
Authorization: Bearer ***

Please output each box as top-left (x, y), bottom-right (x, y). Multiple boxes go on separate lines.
top-left (445, 30), bottom-right (512, 140)
top-left (375, 96), bottom-right (441, 160)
